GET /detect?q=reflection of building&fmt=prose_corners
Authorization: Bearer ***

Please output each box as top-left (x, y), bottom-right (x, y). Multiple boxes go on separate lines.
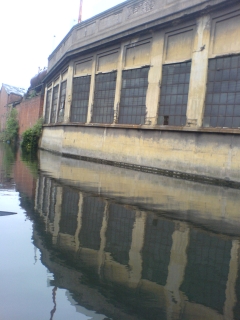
top-left (35, 169), bottom-right (240, 320)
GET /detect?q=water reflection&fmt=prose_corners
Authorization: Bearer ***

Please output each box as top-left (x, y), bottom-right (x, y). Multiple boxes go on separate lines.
top-left (32, 149), bottom-right (240, 320)
top-left (2, 142), bottom-right (240, 319)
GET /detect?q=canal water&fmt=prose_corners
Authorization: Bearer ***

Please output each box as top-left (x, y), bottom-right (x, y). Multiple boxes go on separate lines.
top-left (1, 142), bottom-right (240, 320)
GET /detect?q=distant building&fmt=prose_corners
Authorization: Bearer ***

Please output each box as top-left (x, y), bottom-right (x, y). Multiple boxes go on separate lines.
top-left (0, 69), bottom-right (47, 138)
top-left (0, 84), bottom-right (26, 131)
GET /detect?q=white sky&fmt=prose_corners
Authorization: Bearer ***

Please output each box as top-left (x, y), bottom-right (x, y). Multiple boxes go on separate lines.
top-left (0, 0), bottom-right (125, 89)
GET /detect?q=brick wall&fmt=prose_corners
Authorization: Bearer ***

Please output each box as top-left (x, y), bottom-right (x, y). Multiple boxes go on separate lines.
top-left (16, 95), bottom-right (44, 137)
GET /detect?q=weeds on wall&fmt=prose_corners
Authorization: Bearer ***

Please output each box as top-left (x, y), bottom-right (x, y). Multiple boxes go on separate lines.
top-left (5, 108), bottom-right (19, 143)
top-left (21, 118), bottom-right (43, 152)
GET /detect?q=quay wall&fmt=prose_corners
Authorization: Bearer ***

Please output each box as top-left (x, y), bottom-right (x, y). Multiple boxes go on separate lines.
top-left (41, 125), bottom-right (240, 183)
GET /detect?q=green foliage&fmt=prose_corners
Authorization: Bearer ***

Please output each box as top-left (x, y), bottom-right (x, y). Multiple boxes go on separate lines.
top-left (21, 118), bottom-right (43, 152)
top-left (5, 108), bottom-right (19, 143)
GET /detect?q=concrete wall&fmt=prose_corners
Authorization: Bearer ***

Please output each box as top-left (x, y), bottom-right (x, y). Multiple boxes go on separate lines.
top-left (41, 0), bottom-right (240, 181)
top-left (41, 125), bottom-right (240, 183)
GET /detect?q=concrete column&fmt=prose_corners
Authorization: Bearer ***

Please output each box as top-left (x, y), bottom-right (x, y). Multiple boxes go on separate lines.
top-left (223, 240), bottom-right (239, 320)
top-left (42, 85), bottom-right (48, 122)
top-left (145, 31), bottom-right (165, 126)
top-left (113, 43), bottom-right (125, 123)
top-left (165, 222), bottom-right (190, 320)
top-left (74, 193), bottom-right (84, 251)
top-left (52, 186), bottom-right (63, 245)
top-left (47, 83), bottom-right (54, 124)
top-left (98, 202), bottom-right (109, 275)
top-left (55, 74), bottom-right (62, 123)
top-left (86, 54), bottom-right (97, 123)
top-left (186, 15), bottom-right (211, 128)
top-left (64, 61), bottom-right (74, 123)
top-left (128, 211), bottom-right (147, 287)
top-left (34, 177), bottom-right (40, 211)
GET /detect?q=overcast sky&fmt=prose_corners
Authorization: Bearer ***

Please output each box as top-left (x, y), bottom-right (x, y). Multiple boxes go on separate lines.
top-left (0, 0), bottom-right (125, 89)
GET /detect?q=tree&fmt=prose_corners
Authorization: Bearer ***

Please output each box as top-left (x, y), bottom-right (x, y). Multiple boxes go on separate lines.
top-left (5, 108), bottom-right (19, 143)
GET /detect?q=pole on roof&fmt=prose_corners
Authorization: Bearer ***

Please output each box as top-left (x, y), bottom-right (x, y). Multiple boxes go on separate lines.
top-left (78, 0), bottom-right (83, 23)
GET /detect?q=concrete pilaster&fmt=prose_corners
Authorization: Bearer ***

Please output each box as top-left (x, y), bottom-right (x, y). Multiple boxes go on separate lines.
top-left (86, 54), bottom-right (97, 123)
top-left (64, 61), bottom-right (74, 123)
top-left (98, 202), bottom-right (109, 275)
top-left (145, 31), bottom-right (165, 126)
top-left (55, 74), bottom-right (62, 123)
top-left (165, 222), bottom-right (190, 320)
top-left (223, 240), bottom-right (239, 320)
top-left (52, 186), bottom-right (63, 245)
top-left (186, 15), bottom-right (211, 128)
top-left (113, 44), bottom-right (125, 124)
top-left (74, 193), bottom-right (84, 251)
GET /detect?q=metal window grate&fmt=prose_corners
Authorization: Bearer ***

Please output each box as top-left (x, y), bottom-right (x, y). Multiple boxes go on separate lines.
top-left (57, 81), bottom-right (67, 123)
top-left (157, 62), bottom-right (191, 126)
top-left (105, 203), bottom-right (135, 265)
top-left (142, 216), bottom-right (174, 286)
top-left (118, 67), bottom-right (149, 125)
top-left (180, 229), bottom-right (232, 313)
top-left (203, 55), bottom-right (240, 128)
top-left (44, 89), bottom-right (52, 124)
top-left (50, 85), bottom-right (59, 123)
top-left (92, 72), bottom-right (116, 124)
top-left (71, 76), bottom-right (91, 123)
top-left (60, 187), bottom-right (79, 235)
top-left (49, 181), bottom-right (57, 223)
top-left (79, 196), bottom-right (105, 250)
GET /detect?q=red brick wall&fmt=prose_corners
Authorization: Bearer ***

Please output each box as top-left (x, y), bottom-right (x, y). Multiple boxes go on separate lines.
top-left (16, 95), bottom-right (44, 137)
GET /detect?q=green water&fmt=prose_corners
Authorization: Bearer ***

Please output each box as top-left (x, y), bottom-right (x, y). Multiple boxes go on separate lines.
top-left (1, 142), bottom-right (240, 320)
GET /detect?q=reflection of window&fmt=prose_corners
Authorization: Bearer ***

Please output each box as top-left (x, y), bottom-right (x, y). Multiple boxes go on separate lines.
top-left (119, 67), bottom-right (149, 125)
top-left (157, 62), bottom-right (191, 126)
top-left (57, 81), bottom-right (67, 123)
top-left (181, 229), bottom-right (231, 313)
top-left (105, 204), bottom-right (135, 265)
top-left (44, 89), bottom-right (52, 124)
top-left (71, 76), bottom-right (91, 123)
top-left (50, 85), bottom-right (59, 123)
top-left (92, 72), bottom-right (116, 124)
top-left (203, 55), bottom-right (240, 128)
top-left (60, 187), bottom-right (79, 235)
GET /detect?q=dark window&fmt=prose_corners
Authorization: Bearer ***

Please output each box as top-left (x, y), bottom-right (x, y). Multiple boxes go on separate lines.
top-left (142, 216), bottom-right (174, 286)
top-left (157, 61), bottom-right (191, 126)
top-left (50, 85), bottom-right (59, 123)
top-left (92, 72), bottom-right (116, 124)
top-left (44, 89), bottom-right (52, 124)
top-left (180, 229), bottom-right (231, 313)
top-left (57, 81), bottom-right (67, 123)
top-left (118, 67), bottom-right (149, 124)
top-left (42, 177), bottom-right (51, 216)
top-left (79, 196), bottom-right (105, 250)
top-left (36, 174), bottom-right (44, 211)
top-left (203, 55), bottom-right (240, 128)
top-left (71, 76), bottom-right (91, 123)
top-left (105, 203), bottom-right (135, 265)
top-left (49, 181), bottom-right (57, 223)
top-left (60, 187), bottom-right (79, 235)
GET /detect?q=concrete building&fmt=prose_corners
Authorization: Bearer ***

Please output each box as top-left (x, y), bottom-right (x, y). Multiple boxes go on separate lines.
top-left (41, 0), bottom-right (240, 182)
